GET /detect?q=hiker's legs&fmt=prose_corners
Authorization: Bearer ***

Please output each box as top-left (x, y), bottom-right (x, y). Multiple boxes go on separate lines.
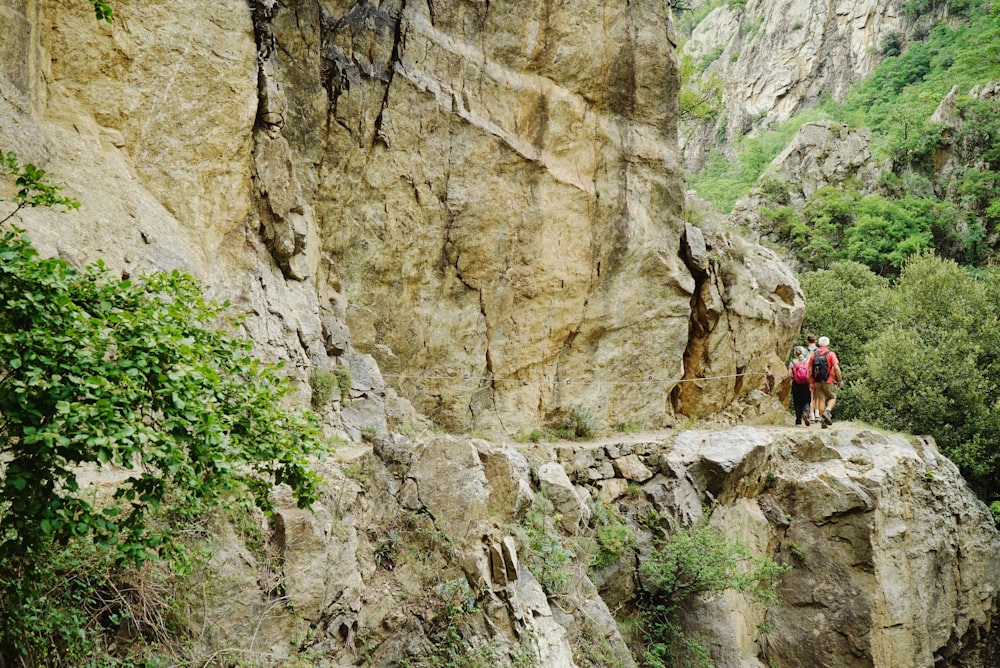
top-left (814, 383), bottom-right (836, 424)
top-left (816, 383), bottom-right (838, 424)
top-left (792, 384), bottom-right (810, 424)
top-left (813, 385), bottom-right (828, 414)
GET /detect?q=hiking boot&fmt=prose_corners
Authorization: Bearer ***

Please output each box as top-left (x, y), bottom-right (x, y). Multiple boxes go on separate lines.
top-left (803, 414), bottom-right (811, 426)
top-left (823, 409), bottom-right (833, 425)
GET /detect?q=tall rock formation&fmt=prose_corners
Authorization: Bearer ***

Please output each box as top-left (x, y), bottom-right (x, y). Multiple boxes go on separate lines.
top-left (679, 0), bottom-right (912, 171)
top-left (0, 0), bottom-right (803, 436)
top-left (262, 0), bottom-right (805, 433)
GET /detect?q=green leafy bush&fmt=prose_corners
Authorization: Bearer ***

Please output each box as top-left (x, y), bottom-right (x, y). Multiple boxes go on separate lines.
top-left (636, 521), bottom-right (789, 668)
top-left (852, 255), bottom-right (1000, 495)
top-left (89, 0), bottom-right (113, 21)
top-left (589, 503), bottom-right (637, 572)
top-left (0, 226), bottom-right (327, 661)
top-left (518, 509), bottom-right (576, 595)
top-left (767, 187), bottom-right (940, 274)
top-left (799, 261), bottom-right (891, 381)
top-left (309, 368), bottom-right (338, 407)
top-left (0, 228), bottom-right (325, 567)
top-left (553, 404), bottom-right (600, 440)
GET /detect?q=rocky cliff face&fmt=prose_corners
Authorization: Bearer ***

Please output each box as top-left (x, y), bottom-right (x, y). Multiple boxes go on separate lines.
top-left (679, 0), bottom-right (915, 171)
top-left (157, 425), bottom-right (999, 667)
top-left (0, 0), bottom-right (803, 436)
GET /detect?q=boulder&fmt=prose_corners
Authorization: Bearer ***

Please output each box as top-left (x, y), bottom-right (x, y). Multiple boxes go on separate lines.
top-left (536, 462), bottom-right (592, 534)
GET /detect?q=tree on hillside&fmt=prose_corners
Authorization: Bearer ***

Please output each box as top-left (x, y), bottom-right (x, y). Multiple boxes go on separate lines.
top-left (0, 155), bottom-right (328, 662)
top-left (852, 254), bottom-right (1000, 497)
top-left (803, 255), bottom-right (1000, 501)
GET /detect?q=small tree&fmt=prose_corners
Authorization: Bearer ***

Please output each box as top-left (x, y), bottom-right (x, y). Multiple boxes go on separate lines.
top-left (636, 521), bottom-right (789, 668)
top-left (0, 227), bottom-right (326, 567)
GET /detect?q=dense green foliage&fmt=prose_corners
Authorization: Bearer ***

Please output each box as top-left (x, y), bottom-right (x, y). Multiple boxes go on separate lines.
top-left (678, 53), bottom-right (725, 122)
top-left (1, 151), bottom-right (80, 224)
top-left (636, 520), bottom-right (788, 668)
top-left (763, 187), bottom-right (946, 273)
top-left (801, 256), bottom-right (1000, 500)
top-left (0, 206), bottom-right (326, 661)
top-left (0, 227), bottom-right (325, 568)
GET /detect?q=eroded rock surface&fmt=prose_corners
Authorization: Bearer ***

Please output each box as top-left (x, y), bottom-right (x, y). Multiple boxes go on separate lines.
top-left (0, 0), bottom-right (804, 436)
top-left (175, 425), bottom-right (998, 667)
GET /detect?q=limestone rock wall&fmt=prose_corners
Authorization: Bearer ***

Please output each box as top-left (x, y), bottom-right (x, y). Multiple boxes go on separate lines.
top-left (0, 0), bottom-right (423, 441)
top-left (176, 425), bottom-right (999, 667)
top-left (1, 0), bottom-right (804, 436)
top-left (680, 0), bottom-right (910, 171)
top-left (265, 0), bottom-right (803, 433)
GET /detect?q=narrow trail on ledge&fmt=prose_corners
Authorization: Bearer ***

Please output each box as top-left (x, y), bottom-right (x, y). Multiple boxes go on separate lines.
top-left (330, 420), bottom-right (851, 462)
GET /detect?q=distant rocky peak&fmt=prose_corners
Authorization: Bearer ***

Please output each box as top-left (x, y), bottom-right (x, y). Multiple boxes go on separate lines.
top-left (679, 0), bottom-right (911, 171)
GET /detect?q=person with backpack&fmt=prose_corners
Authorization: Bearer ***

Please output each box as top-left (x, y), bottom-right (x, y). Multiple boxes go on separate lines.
top-left (808, 336), bottom-right (843, 428)
top-left (805, 333), bottom-right (821, 423)
top-left (788, 346), bottom-right (812, 426)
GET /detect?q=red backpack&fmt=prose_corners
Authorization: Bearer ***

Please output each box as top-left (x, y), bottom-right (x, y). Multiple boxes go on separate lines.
top-left (792, 360), bottom-right (809, 384)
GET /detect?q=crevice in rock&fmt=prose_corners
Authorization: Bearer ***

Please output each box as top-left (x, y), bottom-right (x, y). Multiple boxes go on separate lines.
top-left (248, 0), bottom-right (280, 131)
top-left (672, 226), bottom-right (711, 417)
top-left (249, 0), bottom-right (277, 64)
top-left (373, 1), bottom-right (406, 150)
top-left (319, 2), bottom-right (401, 128)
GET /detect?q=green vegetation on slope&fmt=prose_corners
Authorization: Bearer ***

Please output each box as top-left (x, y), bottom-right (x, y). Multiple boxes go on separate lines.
top-left (800, 255), bottom-right (1000, 502)
top-left (689, 0), bottom-right (1000, 273)
top-left (0, 156), bottom-right (328, 664)
top-left (636, 518), bottom-right (788, 668)
top-left (682, 0), bottom-right (1000, 507)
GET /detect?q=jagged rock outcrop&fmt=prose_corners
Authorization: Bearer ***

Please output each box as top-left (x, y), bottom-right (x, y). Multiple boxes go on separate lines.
top-left (656, 427), bottom-right (1000, 668)
top-left (729, 120), bottom-right (883, 247)
top-left (0, 0), bottom-right (804, 437)
top-left (176, 435), bottom-right (633, 667)
top-left (0, 0), bottom-right (425, 441)
top-left (171, 424), bottom-right (998, 667)
top-left (680, 0), bottom-right (913, 171)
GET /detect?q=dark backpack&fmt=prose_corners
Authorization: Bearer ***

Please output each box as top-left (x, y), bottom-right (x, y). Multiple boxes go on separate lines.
top-left (792, 360), bottom-right (809, 384)
top-left (812, 350), bottom-right (830, 383)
